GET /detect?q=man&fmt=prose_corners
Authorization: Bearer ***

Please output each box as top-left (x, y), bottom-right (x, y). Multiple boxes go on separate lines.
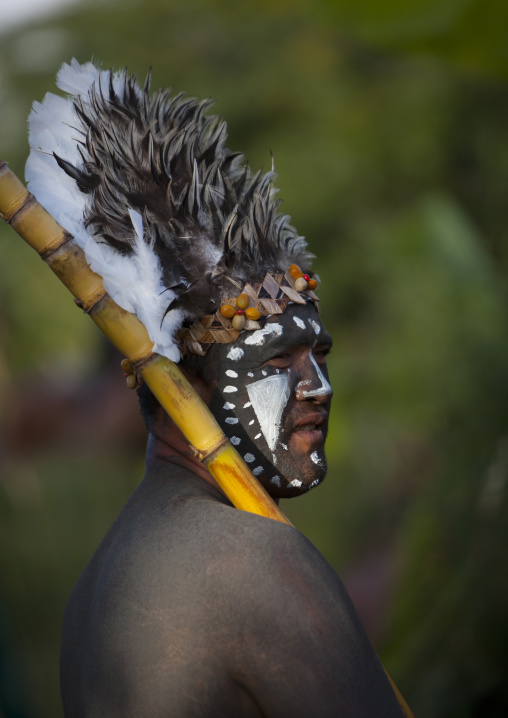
top-left (27, 60), bottom-right (406, 715)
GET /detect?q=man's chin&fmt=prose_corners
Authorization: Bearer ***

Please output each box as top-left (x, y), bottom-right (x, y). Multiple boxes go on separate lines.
top-left (261, 457), bottom-right (327, 499)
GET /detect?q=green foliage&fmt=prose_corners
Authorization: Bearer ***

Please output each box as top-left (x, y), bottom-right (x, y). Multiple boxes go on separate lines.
top-left (2, 1), bottom-right (508, 715)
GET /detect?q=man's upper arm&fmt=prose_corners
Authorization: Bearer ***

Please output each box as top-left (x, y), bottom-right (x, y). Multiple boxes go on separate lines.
top-left (219, 519), bottom-right (403, 718)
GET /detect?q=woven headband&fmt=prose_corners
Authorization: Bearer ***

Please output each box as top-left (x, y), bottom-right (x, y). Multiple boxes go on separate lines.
top-left (178, 265), bottom-right (319, 355)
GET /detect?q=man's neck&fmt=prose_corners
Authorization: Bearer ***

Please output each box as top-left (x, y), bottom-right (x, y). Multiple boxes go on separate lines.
top-left (146, 424), bottom-right (227, 497)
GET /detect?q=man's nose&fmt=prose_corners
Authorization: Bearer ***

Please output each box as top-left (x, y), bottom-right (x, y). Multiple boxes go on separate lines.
top-left (295, 350), bottom-right (333, 401)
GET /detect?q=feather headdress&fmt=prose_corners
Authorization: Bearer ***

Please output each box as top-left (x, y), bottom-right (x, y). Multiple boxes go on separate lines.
top-left (26, 59), bottom-right (313, 361)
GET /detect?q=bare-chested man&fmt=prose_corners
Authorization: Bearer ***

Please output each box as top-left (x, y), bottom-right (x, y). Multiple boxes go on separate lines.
top-left (26, 60), bottom-right (406, 716)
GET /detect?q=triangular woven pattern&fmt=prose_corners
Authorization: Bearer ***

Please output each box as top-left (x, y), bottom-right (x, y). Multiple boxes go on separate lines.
top-left (177, 270), bottom-right (319, 355)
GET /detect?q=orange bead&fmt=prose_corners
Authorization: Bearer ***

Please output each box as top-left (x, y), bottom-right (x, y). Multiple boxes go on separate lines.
top-left (232, 313), bottom-right (246, 330)
top-left (245, 307), bottom-right (261, 321)
top-left (289, 263), bottom-right (303, 279)
top-left (307, 278), bottom-right (318, 290)
top-left (236, 293), bottom-right (249, 310)
top-left (220, 304), bottom-right (236, 318)
top-left (121, 358), bottom-right (132, 374)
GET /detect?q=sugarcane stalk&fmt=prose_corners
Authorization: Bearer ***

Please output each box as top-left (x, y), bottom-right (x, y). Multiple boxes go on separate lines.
top-left (0, 160), bottom-right (414, 716)
top-left (0, 160), bottom-right (290, 524)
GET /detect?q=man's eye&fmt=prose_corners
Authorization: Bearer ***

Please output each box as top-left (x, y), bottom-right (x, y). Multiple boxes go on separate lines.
top-left (266, 352), bottom-right (291, 367)
top-left (313, 347), bottom-right (331, 362)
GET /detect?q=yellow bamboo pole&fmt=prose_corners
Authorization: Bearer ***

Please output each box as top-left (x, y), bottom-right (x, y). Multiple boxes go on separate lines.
top-left (0, 160), bottom-right (289, 524)
top-left (0, 160), bottom-right (414, 716)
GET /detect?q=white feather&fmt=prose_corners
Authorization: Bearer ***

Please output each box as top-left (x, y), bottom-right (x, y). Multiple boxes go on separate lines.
top-left (25, 59), bottom-right (182, 362)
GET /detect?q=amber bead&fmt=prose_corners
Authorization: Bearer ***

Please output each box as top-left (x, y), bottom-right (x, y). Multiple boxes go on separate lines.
top-left (307, 278), bottom-right (318, 290)
top-left (121, 358), bottom-right (132, 374)
top-left (220, 304), bottom-right (236, 318)
top-left (126, 374), bottom-right (137, 390)
top-left (245, 307), bottom-right (261, 321)
top-left (232, 313), bottom-right (246, 330)
top-left (236, 293), bottom-right (249, 310)
top-left (289, 263), bottom-right (303, 279)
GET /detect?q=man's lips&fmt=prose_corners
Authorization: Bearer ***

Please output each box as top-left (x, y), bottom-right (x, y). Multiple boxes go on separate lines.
top-left (289, 412), bottom-right (327, 444)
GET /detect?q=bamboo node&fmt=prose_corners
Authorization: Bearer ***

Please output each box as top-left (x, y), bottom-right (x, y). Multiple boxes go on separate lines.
top-left (190, 435), bottom-right (230, 463)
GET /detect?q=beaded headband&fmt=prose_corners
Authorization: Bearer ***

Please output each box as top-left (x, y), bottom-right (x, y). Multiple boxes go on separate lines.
top-left (178, 264), bottom-right (319, 355)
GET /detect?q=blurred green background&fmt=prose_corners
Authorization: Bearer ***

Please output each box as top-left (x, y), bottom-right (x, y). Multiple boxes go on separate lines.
top-left (1, 0), bottom-right (508, 715)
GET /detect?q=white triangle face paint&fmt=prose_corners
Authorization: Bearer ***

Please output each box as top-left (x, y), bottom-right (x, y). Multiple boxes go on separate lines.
top-left (246, 374), bottom-right (290, 452)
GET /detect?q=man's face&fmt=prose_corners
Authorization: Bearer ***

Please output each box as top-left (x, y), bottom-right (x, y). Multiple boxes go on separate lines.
top-left (209, 303), bottom-right (333, 499)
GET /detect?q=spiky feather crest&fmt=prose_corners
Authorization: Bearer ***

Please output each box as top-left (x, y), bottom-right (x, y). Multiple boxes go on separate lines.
top-left (26, 59), bottom-right (312, 361)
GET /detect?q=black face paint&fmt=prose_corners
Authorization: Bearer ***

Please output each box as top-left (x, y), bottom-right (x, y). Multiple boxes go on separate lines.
top-left (209, 304), bottom-right (333, 499)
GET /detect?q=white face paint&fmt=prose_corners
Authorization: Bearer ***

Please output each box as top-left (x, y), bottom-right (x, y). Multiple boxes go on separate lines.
top-left (293, 316), bottom-right (306, 329)
top-left (225, 417), bottom-right (239, 424)
top-left (310, 451), bottom-right (323, 465)
top-left (244, 323), bottom-right (283, 346)
top-left (253, 466), bottom-right (263, 476)
top-left (244, 453), bottom-right (255, 463)
top-left (227, 346), bottom-right (244, 361)
top-left (309, 319), bottom-right (321, 335)
top-left (226, 369), bottom-right (238, 378)
top-left (246, 373), bottom-right (291, 452)
top-left (223, 385), bottom-right (238, 393)
top-left (230, 436), bottom-right (241, 445)
top-left (223, 402), bottom-right (235, 410)
top-left (288, 479), bottom-right (303, 488)
top-left (297, 352), bottom-right (332, 398)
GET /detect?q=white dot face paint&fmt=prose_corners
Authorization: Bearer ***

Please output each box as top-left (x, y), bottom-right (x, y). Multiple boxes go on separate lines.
top-left (249, 419), bottom-right (255, 425)
top-left (310, 451), bottom-right (322, 465)
top-left (253, 466), bottom-right (263, 476)
top-left (223, 402), bottom-right (235, 410)
top-left (297, 352), bottom-right (332, 398)
top-left (309, 319), bottom-right (321, 335)
top-left (227, 346), bottom-right (244, 361)
top-left (223, 385), bottom-right (238, 393)
top-left (248, 372), bottom-right (254, 377)
top-left (244, 453), bottom-right (255, 463)
top-left (226, 369), bottom-right (238, 378)
top-left (244, 323), bottom-right (283, 346)
top-left (225, 417), bottom-right (239, 424)
top-left (288, 479), bottom-right (303, 488)
top-left (230, 436), bottom-right (241, 445)
top-left (243, 402), bottom-right (252, 409)
top-left (293, 316), bottom-right (306, 329)
top-left (254, 433), bottom-right (262, 440)
top-left (271, 475), bottom-right (281, 486)
top-left (247, 373), bottom-right (290, 452)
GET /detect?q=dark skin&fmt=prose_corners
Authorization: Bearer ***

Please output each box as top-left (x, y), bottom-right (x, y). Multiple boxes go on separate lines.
top-left (60, 305), bottom-right (404, 717)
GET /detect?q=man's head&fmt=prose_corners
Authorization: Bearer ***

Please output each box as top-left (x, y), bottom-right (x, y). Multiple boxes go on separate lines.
top-left (208, 302), bottom-right (333, 498)
top-left (29, 60), bottom-right (332, 497)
